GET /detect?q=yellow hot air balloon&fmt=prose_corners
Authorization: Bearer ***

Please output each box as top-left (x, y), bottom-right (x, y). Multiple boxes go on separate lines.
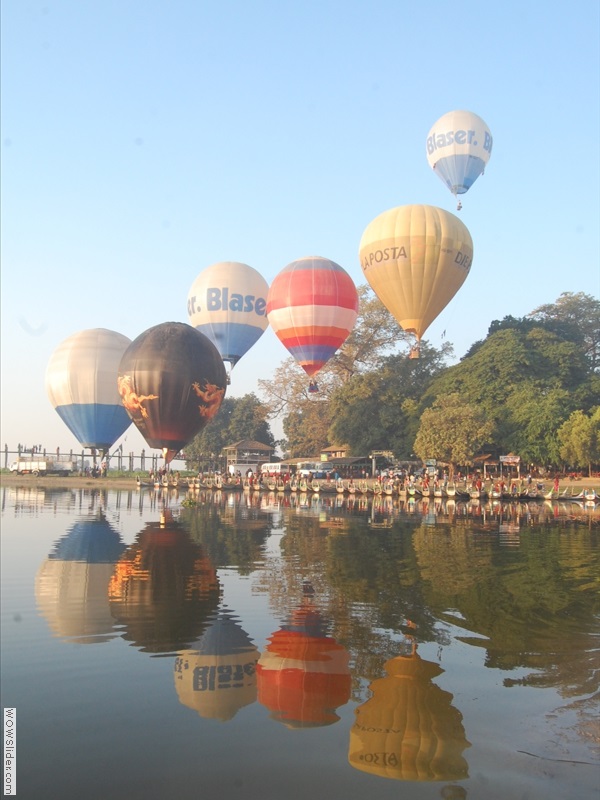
top-left (359, 205), bottom-right (473, 357)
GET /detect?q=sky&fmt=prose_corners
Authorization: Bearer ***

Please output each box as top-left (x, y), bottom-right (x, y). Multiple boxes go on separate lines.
top-left (1, 0), bottom-right (599, 458)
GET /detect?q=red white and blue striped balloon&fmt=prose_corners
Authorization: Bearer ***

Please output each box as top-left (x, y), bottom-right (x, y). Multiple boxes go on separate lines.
top-left (266, 256), bottom-right (359, 377)
top-left (46, 328), bottom-right (132, 451)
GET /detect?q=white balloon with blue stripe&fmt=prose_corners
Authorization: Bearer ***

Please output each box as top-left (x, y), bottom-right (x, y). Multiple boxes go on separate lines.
top-left (46, 328), bottom-right (132, 451)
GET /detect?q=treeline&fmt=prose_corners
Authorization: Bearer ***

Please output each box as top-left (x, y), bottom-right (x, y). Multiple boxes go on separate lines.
top-left (187, 291), bottom-right (600, 475)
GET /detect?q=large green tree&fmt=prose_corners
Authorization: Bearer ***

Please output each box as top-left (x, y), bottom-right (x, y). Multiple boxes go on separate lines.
top-left (328, 341), bottom-right (452, 456)
top-left (528, 292), bottom-right (600, 372)
top-left (184, 393), bottom-right (274, 470)
top-left (422, 322), bottom-right (595, 465)
top-left (558, 407), bottom-right (600, 476)
top-left (413, 393), bottom-right (494, 477)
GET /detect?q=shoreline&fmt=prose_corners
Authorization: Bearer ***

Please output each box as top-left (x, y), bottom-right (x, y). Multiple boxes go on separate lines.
top-left (0, 474), bottom-right (146, 490)
top-left (1, 474), bottom-right (599, 492)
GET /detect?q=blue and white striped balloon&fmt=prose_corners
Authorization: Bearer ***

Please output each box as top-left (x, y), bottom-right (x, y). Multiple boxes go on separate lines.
top-left (426, 110), bottom-right (493, 204)
top-left (187, 261), bottom-right (269, 372)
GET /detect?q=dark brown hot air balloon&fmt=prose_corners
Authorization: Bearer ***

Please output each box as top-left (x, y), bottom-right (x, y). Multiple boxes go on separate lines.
top-left (117, 322), bottom-right (227, 463)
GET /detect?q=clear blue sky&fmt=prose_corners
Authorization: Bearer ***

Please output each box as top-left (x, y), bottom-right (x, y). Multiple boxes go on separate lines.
top-left (2, 0), bottom-right (599, 455)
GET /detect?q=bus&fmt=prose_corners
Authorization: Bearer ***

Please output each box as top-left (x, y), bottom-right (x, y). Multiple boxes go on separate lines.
top-left (260, 462), bottom-right (297, 476)
top-left (296, 461), bottom-right (335, 478)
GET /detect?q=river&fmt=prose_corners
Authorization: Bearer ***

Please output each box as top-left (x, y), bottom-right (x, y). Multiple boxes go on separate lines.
top-left (1, 484), bottom-right (598, 800)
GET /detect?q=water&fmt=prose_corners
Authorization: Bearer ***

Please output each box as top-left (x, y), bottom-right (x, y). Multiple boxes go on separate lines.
top-left (1, 484), bottom-right (598, 800)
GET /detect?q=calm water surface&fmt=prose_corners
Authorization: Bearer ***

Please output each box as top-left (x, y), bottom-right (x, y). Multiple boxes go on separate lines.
top-left (1, 484), bottom-right (598, 800)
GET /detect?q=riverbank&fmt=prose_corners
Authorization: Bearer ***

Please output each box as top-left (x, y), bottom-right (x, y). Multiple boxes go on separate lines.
top-left (0, 473), bottom-right (148, 490)
top-left (1, 473), bottom-right (599, 492)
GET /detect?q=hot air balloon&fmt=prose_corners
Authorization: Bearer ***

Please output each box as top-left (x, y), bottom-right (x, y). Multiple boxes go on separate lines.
top-left (117, 322), bottom-right (227, 464)
top-left (359, 205), bottom-right (473, 357)
top-left (187, 261), bottom-right (269, 382)
top-left (46, 328), bottom-right (132, 455)
top-left (426, 110), bottom-right (493, 209)
top-left (266, 256), bottom-right (358, 388)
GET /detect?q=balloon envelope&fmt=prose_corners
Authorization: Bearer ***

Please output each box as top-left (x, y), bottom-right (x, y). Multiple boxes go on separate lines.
top-left (117, 322), bottom-right (227, 462)
top-left (426, 110), bottom-right (492, 198)
top-left (187, 261), bottom-right (269, 369)
top-left (46, 328), bottom-right (132, 450)
top-left (266, 256), bottom-right (358, 377)
top-left (359, 205), bottom-right (473, 344)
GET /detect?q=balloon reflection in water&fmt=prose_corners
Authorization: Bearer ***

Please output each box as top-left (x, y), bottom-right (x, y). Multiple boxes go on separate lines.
top-left (257, 600), bottom-right (351, 728)
top-left (349, 642), bottom-right (470, 781)
top-left (108, 511), bottom-right (221, 654)
top-left (35, 514), bottom-right (126, 644)
top-left (174, 608), bottom-right (260, 721)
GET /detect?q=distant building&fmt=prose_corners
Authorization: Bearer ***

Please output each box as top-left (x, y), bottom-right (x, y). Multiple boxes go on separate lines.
top-left (223, 439), bottom-right (275, 475)
top-left (320, 444), bottom-right (350, 460)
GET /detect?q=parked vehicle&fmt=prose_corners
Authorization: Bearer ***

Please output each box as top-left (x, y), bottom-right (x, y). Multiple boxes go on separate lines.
top-left (9, 457), bottom-right (75, 476)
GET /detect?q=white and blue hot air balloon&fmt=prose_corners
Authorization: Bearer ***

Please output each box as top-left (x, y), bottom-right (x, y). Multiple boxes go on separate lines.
top-left (46, 328), bottom-right (132, 454)
top-left (426, 110), bottom-right (493, 208)
top-left (187, 261), bottom-right (269, 381)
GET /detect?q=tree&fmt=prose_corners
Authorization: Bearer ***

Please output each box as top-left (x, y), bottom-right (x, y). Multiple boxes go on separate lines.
top-left (283, 398), bottom-right (333, 458)
top-left (328, 340), bottom-right (452, 457)
top-left (558, 408), bottom-right (600, 476)
top-left (422, 322), bottom-right (595, 464)
top-left (333, 284), bottom-right (411, 380)
top-left (528, 292), bottom-right (600, 372)
top-left (504, 386), bottom-right (573, 467)
top-left (184, 394), bottom-right (274, 470)
top-left (258, 285), bottom-right (413, 455)
top-left (413, 393), bottom-right (494, 478)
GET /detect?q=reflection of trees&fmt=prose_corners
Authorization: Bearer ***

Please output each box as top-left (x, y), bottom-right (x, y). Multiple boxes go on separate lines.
top-left (253, 514), bottom-right (442, 693)
top-left (109, 513), bottom-right (220, 654)
top-left (411, 524), bottom-right (600, 700)
top-left (182, 494), bottom-right (272, 573)
top-left (265, 509), bottom-right (599, 715)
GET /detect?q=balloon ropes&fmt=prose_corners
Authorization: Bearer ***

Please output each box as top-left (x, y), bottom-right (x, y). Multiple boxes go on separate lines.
top-left (359, 205), bottom-right (473, 358)
top-left (117, 322), bottom-right (227, 465)
top-left (187, 261), bottom-right (269, 383)
top-left (46, 328), bottom-right (132, 456)
top-left (426, 110), bottom-right (493, 209)
top-left (266, 256), bottom-right (359, 391)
